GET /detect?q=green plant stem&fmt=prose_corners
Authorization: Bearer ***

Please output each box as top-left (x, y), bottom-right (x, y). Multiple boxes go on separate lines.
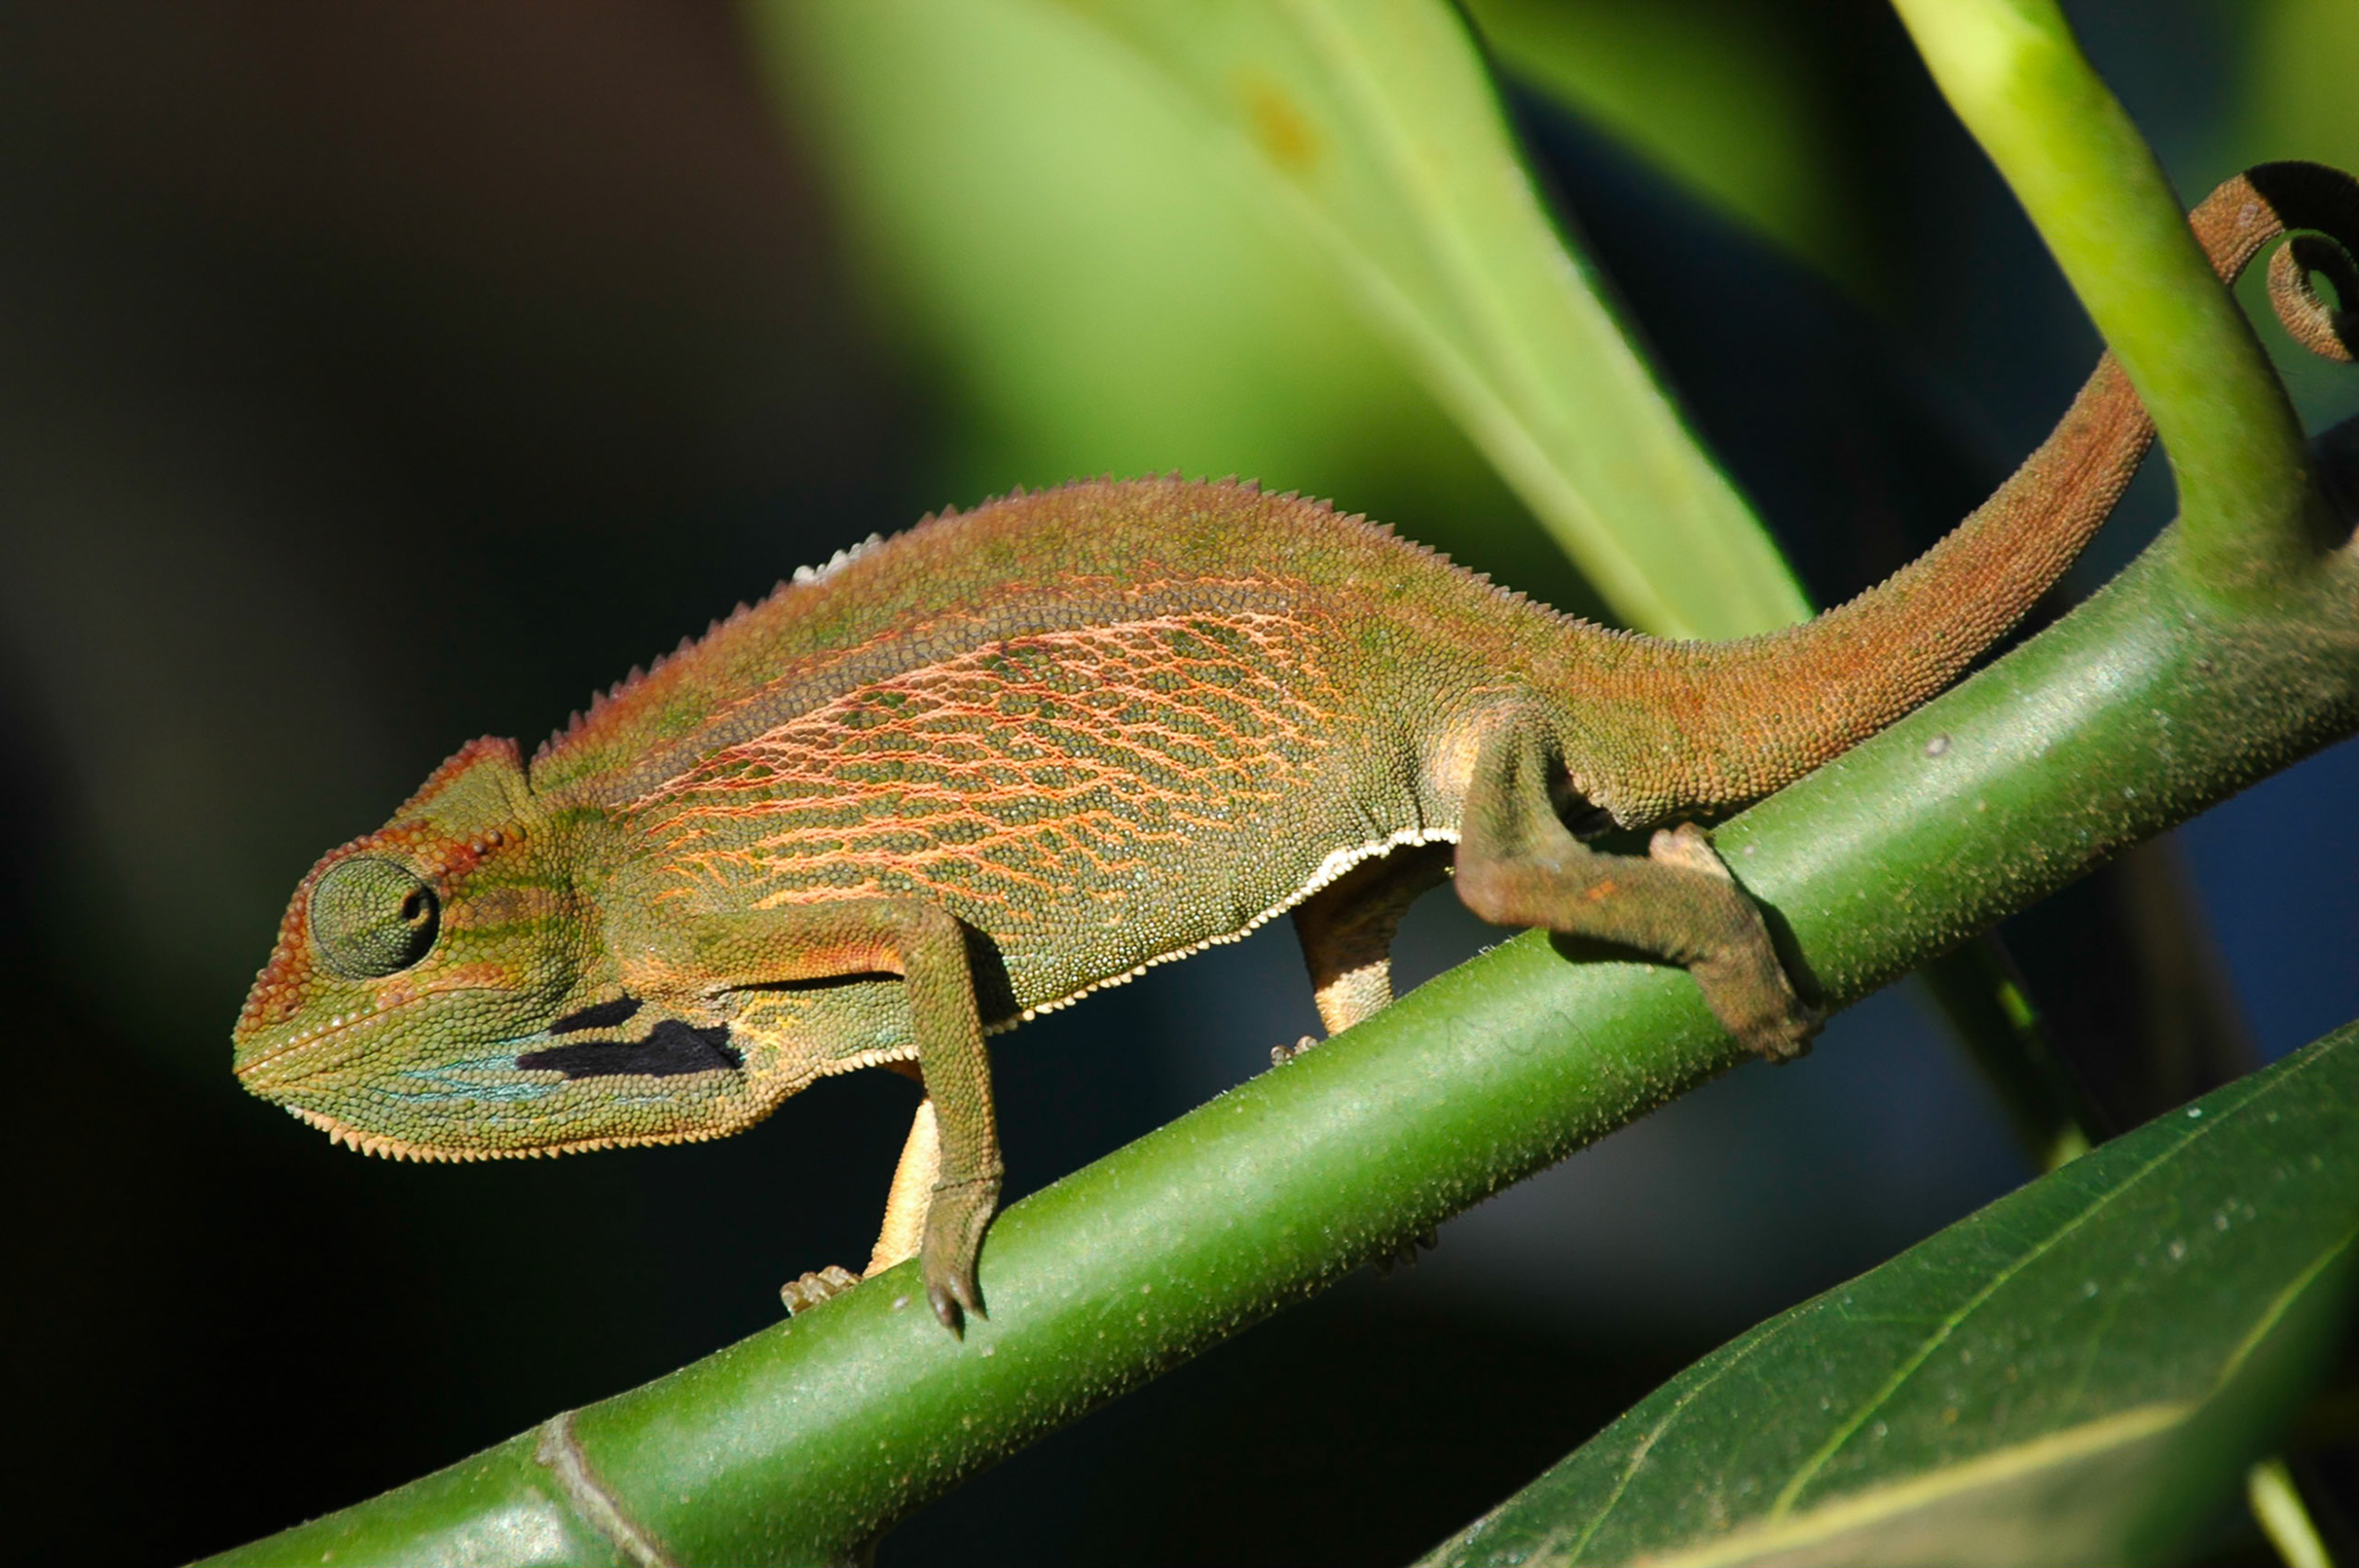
top-left (201, 429), bottom-right (2359, 1568)
top-left (1917, 939), bottom-right (2092, 1171)
top-left (2251, 1457), bottom-right (2338, 1568)
top-left (1889, 0), bottom-right (2329, 590)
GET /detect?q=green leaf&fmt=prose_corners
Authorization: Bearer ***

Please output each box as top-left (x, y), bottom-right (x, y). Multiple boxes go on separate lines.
top-left (751, 0), bottom-right (1808, 638)
top-left (1418, 1023), bottom-right (2359, 1568)
top-left (749, 0), bottom-right (1454, 499)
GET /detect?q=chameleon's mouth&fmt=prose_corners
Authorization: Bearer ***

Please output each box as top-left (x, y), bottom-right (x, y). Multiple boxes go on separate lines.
top-left (240, 985), bottom-right (746, 1128)
top-left (231, 989), bottom-right (449, 1085)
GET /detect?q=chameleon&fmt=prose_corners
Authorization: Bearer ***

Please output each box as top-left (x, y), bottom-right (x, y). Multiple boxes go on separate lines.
top-left (233, 165), bottom-right (2357, 1332)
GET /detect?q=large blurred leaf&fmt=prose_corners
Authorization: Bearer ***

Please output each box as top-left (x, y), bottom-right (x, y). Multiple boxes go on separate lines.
top-left (751, 0), bottom-right (1808, 638)
top-left (751, 0), bottom-right (1599, 615)
top-left (1420, 1022), bottom-right (2359, 1567)
top-left (2247, 0), bottom-right (2359, 180)
top-left (1040, 0), bottom-right (1811, 638)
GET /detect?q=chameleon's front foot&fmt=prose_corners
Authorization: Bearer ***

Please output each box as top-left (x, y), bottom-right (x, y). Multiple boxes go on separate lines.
top-left (921, 1171), bottom-right (1001, 1332)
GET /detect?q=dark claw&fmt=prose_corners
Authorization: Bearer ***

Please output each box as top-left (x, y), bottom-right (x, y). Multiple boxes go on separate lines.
top-left (925, 1260), bottom-right (987, 1335)
top-left (919, 1176), bottom-right (997, 1338)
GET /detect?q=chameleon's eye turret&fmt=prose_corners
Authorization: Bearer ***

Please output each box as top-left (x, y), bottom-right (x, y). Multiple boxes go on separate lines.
top-left (309, 856), bottom-right (441, 978)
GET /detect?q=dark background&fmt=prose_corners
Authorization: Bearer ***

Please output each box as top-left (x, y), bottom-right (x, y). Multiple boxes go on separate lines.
top-left (2, 2), bottom-right (2356, 1563)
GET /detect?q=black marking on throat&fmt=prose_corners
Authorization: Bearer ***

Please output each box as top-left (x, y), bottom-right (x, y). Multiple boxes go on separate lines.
top-left (518, 1020), bottom-right (740, 1079)
top-left (550, 996), bottom-right (643, 1034)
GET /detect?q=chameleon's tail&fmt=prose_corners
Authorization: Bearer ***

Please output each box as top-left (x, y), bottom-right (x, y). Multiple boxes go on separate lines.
top-left (1610, 162), bottom-right (2359, 818)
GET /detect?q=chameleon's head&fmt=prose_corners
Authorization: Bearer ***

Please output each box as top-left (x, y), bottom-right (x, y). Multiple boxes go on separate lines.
top-left (232, 736), bottom-right (602, 1158)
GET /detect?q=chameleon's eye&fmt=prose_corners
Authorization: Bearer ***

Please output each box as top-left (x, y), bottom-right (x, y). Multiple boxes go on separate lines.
top-left (309, 857), bottom-right (441, 978)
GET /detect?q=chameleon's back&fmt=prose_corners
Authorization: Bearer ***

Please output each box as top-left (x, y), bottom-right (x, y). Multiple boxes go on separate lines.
top-left (533, 477), bottom-right (1595, 806)
top-left (535, 478), bottom-right (1596, 1022)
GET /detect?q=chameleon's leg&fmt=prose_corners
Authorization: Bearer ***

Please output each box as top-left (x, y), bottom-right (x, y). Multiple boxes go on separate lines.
top-left (1291, 842), bottom-right (1455, 1035)
top-left (1293, 843), bottom-right (1456, 1268)
top-left (863, 1097), bottom-right (941, 1278)
top-left (638, 897), bottom-right (1001, 1330)
top-left (1453, 710), bottom-right (1819, 1062)
top-left (781, 1076), bottom-right (940, 1311)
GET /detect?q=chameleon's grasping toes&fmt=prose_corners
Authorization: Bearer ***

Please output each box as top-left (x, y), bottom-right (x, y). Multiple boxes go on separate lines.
top-left (234, 165), bottom-right (2359, 1332)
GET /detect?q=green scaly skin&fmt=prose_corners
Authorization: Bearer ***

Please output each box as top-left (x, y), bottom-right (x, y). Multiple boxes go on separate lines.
top-left (233, 165), bottom-right (2359, 1331)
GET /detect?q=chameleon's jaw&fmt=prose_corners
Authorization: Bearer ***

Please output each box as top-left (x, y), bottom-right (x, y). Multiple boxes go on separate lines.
top-left (276, 1102), bottom-right (740, 1161)
top-left (280, 1103), bottom-right (478, 1161)
top-left (238, 1004), bottom-right (780, 1159)
top-left (248, 1051), bottom-right (761, 1159)
top-left (232, 1005), bottom-right (402, 1088)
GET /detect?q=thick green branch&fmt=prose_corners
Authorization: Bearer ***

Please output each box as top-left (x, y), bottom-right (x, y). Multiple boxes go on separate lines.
top-left (202, 431), bottom-right (2359, 1568)
top-left (1889, 0), bottom-right (2327, 590)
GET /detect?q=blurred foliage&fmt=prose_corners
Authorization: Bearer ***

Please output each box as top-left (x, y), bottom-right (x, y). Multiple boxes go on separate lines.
top-left (2242, 0), bottom-right (2359, 437)
top-left (750, 0), bottom-right (1570, 602)
top-left (2246, 0), bottom-right (2359, 172)
top-left (751, 0), bottom-right (1813, 637)
top-left (1466, 0), bottom-right (1866, 295)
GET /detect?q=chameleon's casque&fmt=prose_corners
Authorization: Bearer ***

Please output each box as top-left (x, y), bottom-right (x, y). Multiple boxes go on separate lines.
top-left (234, 164), bottom-right (2359, 1330)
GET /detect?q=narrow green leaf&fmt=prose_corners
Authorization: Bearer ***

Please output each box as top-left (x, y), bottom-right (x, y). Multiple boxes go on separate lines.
top-left (1419, 1023), bottom-right (2359, 1568)
top-left (2246, 1456), bottom-right (2337, 1568)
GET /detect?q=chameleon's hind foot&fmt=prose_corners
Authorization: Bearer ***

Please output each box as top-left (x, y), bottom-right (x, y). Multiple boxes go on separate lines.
top-left (1651, 826), bottom-right (1821, 1064)
top-left (780, 1264), bottom-right (860, 1316)
top-left (921, 1171), bottom-right (1001, 1334)
top-left (1711, 978), bottom-right (1822, 1064)
top-left (1647, 822), bottom-right (1732, 881)
top-left (1457, 716), bottom-right (1821, 1065)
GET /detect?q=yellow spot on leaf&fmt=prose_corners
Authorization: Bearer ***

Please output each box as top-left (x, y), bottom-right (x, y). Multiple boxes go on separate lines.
top-left (1238, 73), bottom-right (1321, 176)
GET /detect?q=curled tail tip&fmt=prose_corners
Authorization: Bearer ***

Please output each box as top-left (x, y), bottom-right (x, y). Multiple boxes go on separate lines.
top-left (2270, 235), bottom-right (2359, 364)
top-left (2198, 163), bottom-right (2359, 362)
